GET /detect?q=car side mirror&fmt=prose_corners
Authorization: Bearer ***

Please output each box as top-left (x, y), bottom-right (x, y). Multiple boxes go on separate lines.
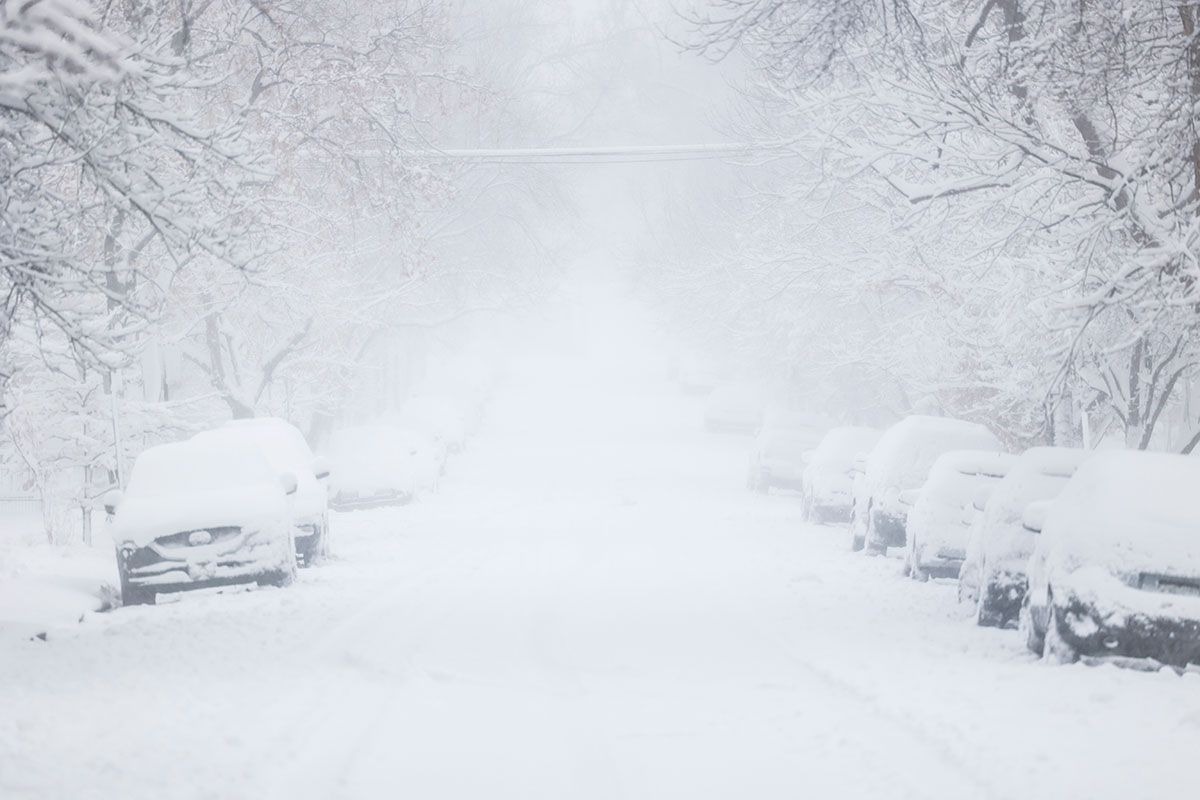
top-left (972, 486), bottom-right (993, 513)
top-left (280, 471), bottom-right (299, 496)
top-left (312, 457), bottom-right (331, 481)
top-left (1022, 500), bottom-right (1050, 534)
top-left (898, 488), bottom-right (921, 507)
top-left (103, 488), bottom-right (124, 516)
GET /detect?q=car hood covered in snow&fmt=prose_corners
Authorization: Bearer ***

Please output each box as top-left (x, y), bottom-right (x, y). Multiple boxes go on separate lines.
top-left (112, 487), bottom-right (289, 548)
top-left (1040, 450), bottom-right (1200, 580)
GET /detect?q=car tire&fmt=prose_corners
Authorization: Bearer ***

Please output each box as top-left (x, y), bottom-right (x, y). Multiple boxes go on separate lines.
top-left (1019, 600), bottom-right (1044, 655)
top-left (848, 509), bottom-right (865, 551)
top-left (863, 505), bottom-right (887, 555)
top-left (1042, 601), bottom-right (1078, 665)
top-left (297, 523), bottom-right (325, 568)
top-left (975, 588), bottom-right (1004, 628)
top-left (906, 543), bottom-right (928, 582)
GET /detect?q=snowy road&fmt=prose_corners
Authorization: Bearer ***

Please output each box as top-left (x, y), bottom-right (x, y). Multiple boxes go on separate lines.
top-left (3, 352), bottom-right (1200, 800)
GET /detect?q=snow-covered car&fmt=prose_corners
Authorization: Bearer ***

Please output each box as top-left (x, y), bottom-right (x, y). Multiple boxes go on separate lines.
top-left (746, 418), bottom-right (825, 493)
top-left (393, 427), bottom-right (447, 496)
top-left (1022, 450), bottom-right (1200, 668)
top-left (861, 415), bottom-right (1002, 554)
top-left (399, 395), bottom-right (470, 453)
top-left (959, 447), bottom-right (1089, 628)
top-left (703, 384), bottom-right (764, 433)
top-left (801, 426), bottom-right (883, 523)
top-left (326, 425), bottom-right (418, 510)
top-left (904, 450), bottom-right (1014, 581)
top-left (193, 418), bottom-right (331, 567)
top-left (107, 440), bottom-right (298, 606)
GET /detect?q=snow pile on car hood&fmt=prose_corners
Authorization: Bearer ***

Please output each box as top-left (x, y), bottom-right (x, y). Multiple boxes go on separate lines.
top-left (979, 446), bottom-right (1089, 572)
top-left (1042, 450), bottom-right (1200, 579)
top-left (113, 441), bottom-right (287, 547)
top-left (907, 450), bottom-right (1014, 549)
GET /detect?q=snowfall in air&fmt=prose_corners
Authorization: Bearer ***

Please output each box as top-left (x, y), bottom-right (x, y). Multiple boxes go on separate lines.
top-left (5, 1), bottom-right (1200, 798)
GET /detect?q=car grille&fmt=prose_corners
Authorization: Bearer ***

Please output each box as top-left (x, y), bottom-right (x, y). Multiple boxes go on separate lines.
top-left (1139, 573), bottom-right (1200, 598)
top-left (155, 526), bottom-right (241, 549)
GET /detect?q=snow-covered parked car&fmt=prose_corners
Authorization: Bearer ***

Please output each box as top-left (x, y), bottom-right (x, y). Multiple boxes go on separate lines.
top-left (1022, 450), bottom-right (1200, 668)
top-left (801, 426), bottom-right (883, 523)
top-left (393, 427), bottom-right (447, 496)
top-left (959, 447), bottom-right (1089, 628)
top-left (326, 425), bottom-right (418, 511)
top-left (903, 450), bottom-right (1014, 581)
top-left (703, 384), bottom-right (764, 433)
top-left (861, 416), bottom-right (1002, 555)
top-left (746, 414), bottom-right (827, 493)
top-left (107, 440), bottom-right (299, 606)
top-left (193, 418), bottom-right (331, 567)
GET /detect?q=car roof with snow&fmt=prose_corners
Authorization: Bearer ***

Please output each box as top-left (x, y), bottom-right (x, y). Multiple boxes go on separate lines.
top-left (983, 446), bottom-right (1090, 531)
top-left (194, 418), bottom-right (314, 472)
top-left (866, 415), bottom-right (1001, 488)
top-left (1041, 449), bottom-right (1200, 575)
top-left (808, 426), bottom-right (883, 469)
top-left (918, 449), bottom-right (1015, 505)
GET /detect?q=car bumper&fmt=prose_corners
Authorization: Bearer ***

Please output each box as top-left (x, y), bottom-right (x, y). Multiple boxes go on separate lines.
top-left (119, 530), bottom-right (290, 593)
top-left (1048, 592), bottom-right (1200, 668)
top-left (914, 547), bottom-right (965, 578)
top-left (330, 489), bottom-right (412, 511)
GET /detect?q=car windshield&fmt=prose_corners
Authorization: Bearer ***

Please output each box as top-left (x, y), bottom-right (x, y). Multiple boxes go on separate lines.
top-left (197, 422), bottom-right (312, 472)
top-left (765, 433), bottom-right (808, 460)
top-left (127, 443), bottom-right (272, 498)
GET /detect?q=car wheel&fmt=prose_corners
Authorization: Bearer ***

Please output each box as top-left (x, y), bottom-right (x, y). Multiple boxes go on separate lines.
top-left (1042, 601), bottom-right (1078, 665)
top-left (975, 587), bottom-right (1004, 628)
top-left (848, 510), bottom-right (865, 551)
top-left (297, 524), bottom-right (325, 568)
top-left (1019, 600), bottom-right (1044, 655)
top-left (906, 542), bottom-right (928, 582)
top-left (863, 505), bottom-right (887, 555)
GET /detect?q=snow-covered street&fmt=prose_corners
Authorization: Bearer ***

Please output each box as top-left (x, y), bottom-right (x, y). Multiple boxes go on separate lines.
top-left (4, 341), bottom-right (1199, 800)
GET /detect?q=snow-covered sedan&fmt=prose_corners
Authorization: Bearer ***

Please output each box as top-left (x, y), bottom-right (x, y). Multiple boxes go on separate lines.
top-left (746, 416), bottom-right (826, 493)
top-left (801, 426), bottom-right (882, 523)
top-left (1022, 450), bottom-right (1200, 668)
top-left (107, 440), bottom-right (299, 606)
top-left (326, 425), bottom-right (418, 510)
top-left (861, 415), bottom-right (1002, 555)
top-left (959, 447), bottom-right (1089, 628)
top-left (703, 384), bottom-right (764, 433)
top-left (193, 418), bottom-right (331, 567)
top-left (904, 450), bottom-right (1014, 581)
